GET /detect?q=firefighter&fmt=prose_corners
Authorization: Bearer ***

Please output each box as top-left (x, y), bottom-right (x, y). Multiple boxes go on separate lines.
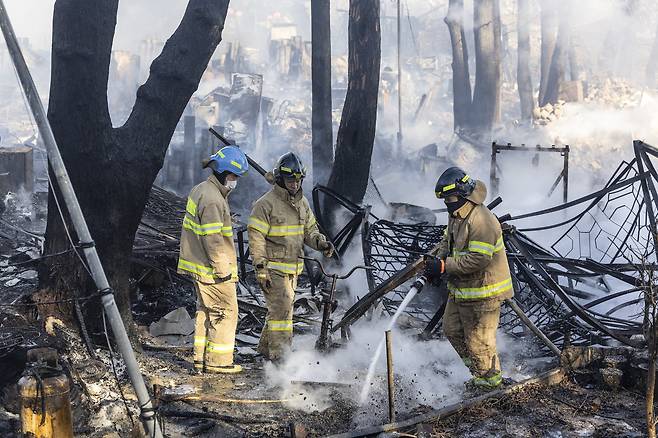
top-left (248, 152), bottom-right (334, 361)
top-left (425, 167), bottom-right (513, 390)
top-left (177, 146), bottom-right (248, 374)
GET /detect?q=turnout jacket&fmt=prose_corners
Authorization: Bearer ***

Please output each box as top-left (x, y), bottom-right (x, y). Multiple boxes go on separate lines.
top-left (248, 184), bottom-right (327, 275)
top-left (177, 174), bottom-right (238, 284)
top-left (435, 180), bottom-right (513, 302)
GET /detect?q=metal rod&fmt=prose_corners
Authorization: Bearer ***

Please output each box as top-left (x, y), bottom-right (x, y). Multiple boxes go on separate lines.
top-left (208, 127), bottom-right (268, 177)
top-left (396, 0), bottom-right (402, 158)
top-left (385, 330), bottom-right (395, 423)
top-left (237, 228), bottom-right (247, 279)
top-left (0, 3), bottom-right (162, 437)
top-left (490, 142), bottom-right (499, 198)
top-left (563, 145), bottom-right (569, 203)
top-left (634, 140), bottom-right (658, 257)
top-left (504, 298), bottom-right (561, 357)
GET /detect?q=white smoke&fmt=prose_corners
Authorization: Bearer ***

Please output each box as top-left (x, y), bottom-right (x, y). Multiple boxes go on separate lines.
top-left (263, 311), bottom-right (534, 429)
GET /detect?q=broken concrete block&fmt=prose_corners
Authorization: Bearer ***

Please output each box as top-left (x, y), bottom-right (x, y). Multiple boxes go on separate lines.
top-left (237, 347), bottom-right (258, 356)
top-left (4, 278), bottom-right (19, 287)
top-left (603, 354), bottom-right (628, 369)
top-left (235, 334), bottom-right (259, 345)
top-left (149, 307), bottom-right (194, 337)
top-left (18, 270), bottom-right (37, 280)
top-left (600, 367), bottom-right (623, 390)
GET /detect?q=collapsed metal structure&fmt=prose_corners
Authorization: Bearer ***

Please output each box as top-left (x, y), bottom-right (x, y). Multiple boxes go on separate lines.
top-left (132, 140), bottom-right (658, 354)
top-left (332, 141), bottom-right (658, 351)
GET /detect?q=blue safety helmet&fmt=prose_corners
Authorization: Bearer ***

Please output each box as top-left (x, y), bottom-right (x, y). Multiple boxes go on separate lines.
top-left (206, 146), bottom-right (249, 176)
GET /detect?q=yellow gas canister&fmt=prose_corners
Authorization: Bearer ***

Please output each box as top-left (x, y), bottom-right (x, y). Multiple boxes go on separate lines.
top-left (18, 348), bottom-right (73, 438)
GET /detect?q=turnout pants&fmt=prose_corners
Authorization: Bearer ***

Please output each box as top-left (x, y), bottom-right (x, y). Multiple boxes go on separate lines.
top-left (193, 280), bottom-right (238, 371)
top-left (443, 296), bottom-right (502, 383)
top-left (257, 271), bottom-right (297, 360)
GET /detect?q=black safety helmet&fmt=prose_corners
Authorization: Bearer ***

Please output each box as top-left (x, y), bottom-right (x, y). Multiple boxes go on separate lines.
top-left (274, 152), bottom-right (306, 187)
top-left (435, 166), bottom-right (476, 199)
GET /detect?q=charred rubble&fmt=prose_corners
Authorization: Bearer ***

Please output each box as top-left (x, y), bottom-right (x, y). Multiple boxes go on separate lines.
top-left (0, 141), bottom-right (657, 436)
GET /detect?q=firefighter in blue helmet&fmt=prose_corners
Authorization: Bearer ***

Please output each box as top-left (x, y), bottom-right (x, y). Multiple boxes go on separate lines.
top-left (177, 146), bottom-right (248, 374)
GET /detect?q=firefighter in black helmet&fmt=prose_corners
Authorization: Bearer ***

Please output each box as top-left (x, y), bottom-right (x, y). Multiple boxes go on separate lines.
top-left (247, 152), bottom-right (334, 360)
top-left (425, 166), bottom-right (513, 390)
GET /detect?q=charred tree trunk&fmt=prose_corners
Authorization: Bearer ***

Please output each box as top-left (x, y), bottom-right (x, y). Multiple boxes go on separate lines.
top-left (326, 0), bottom-right (380, 209)
top-left (444, 0), bottom-right (472, 131)
top-left (538, 0), bottom-right (558, 106)
top-left (516, 0), bottom-right (534, 121)
top-left (568, 36), bottom-right (584, 82)
top-left (646, 17), bottom-right (658, 87)
top-left (471, 0), bottom-right (501, 133)
top-left (311, 0), bottom-right (334, 186)
top-left (42, 0), bottom-right (231, 337)
top-left (541, 2), bottom-right (568, 106)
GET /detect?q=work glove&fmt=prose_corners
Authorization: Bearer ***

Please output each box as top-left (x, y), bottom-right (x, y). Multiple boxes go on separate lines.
top-left (255, 263), bottom-right (271, 290)
top-left (318, 240), bottom-right (335, 258)
top-left (423, 256), bottom-right (445, 283)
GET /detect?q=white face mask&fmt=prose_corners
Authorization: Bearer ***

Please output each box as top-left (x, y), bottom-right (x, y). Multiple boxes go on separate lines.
top-left (226, 180), bottom-right (238, 190)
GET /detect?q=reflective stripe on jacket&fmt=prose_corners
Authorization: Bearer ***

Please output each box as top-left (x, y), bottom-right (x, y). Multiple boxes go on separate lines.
top-left (177, 174), bottom-right (238, 283)
top-left (247, 184), bottom-right (327, 275)
top-left (435, 180), bottom-right (513, 302)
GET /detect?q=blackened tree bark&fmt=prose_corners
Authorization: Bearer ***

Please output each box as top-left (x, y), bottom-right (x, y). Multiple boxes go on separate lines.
top-left (541, 1), bottom-right (568, 106)
top-left (516, 0), bottom-right (534, 121)
top-left (42, 0), bottom-right (231, 336)
top-left (646, 13), bottom-right (658, 87)
top-left (538, 0), bottom-right (558, 106)
top-left (444, 0), bottom-right (472, 131)
top-left (471, 0), bottom-right (501, 133)
top-left (311, 0), bottom-right (334, 186)
top-left (568, 35), bottom-right (584, 82)
top-left (326, 0), bottom-right (380, 208)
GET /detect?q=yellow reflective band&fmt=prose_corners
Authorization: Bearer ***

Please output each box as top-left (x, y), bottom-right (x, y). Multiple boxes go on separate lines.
top-left (248, 217), bottom-right (270, 234)
top-left (468, 240), bottom-right (495, 256)
top-left (194, 336), bottom-right (207, 346)
top-left (441, 183), bottom-right (456, 192)
top-left (186, 197), bottom-right (197, 216)
top-left (231, 160), bottom-right (242, 169)
top-left (178, 259), bottom-right (215, 280)
top-left (268, 261), bottom-right (304, 274)
top-left (461, 175), bottom-right (470, 182)
top-left (221, 225), bottom-right (234, 237)
top-left (449, 278), bottom-right (513, 300)
top-left (206, 341), bottom-right (234, 353)
top-left (280, 166), bottom-right (304, 178)
top-left (268, 224), bottom-right (304, 237)
top-left (494, 236), bottom-right (504, 252)
top-left (452, 249), bottom-right (468, 257)
top-left (267, 320), bottom-right (293, 331)
top-left (217, 149), bottom-right (226, 158)
top-left (183, 217), bottom-right (224, 236)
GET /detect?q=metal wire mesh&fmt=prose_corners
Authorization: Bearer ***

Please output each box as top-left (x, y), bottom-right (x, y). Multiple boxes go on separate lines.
top-left (363, 219), bottom-right (445, 323)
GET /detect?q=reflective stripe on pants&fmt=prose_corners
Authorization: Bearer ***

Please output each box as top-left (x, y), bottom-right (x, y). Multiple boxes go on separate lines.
top-left (193, 280), bottom-right (238, 368)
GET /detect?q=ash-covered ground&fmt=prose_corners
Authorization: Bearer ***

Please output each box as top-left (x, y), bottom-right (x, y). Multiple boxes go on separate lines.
top-left (0, 192), bottom-right (653, 438)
